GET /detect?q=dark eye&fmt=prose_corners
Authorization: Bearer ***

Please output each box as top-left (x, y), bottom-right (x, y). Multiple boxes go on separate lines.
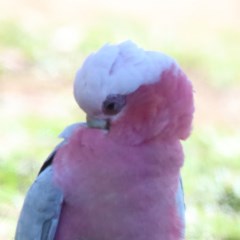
top-left (102, 94), bottom-right (126, 115)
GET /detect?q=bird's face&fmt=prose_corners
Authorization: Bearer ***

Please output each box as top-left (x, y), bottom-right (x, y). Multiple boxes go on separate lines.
top-left (74, 41), bottom-right (194, 144)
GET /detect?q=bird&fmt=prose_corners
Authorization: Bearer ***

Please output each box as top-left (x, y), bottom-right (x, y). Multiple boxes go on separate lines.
top-left (15, 41), bottom-right (194, 240)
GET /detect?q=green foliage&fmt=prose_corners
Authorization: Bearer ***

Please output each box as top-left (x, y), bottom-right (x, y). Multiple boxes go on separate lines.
top-left (79, 17), bottom-right (147, 53)
top-left (183, 127), bottom-right (240, 239)
top-left (0, 20), bottom-right (47, 61)
top-left (218, 186), bottom-right (240, 213)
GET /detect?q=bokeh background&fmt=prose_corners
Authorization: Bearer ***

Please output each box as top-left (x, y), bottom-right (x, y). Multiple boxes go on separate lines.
top-left (1, 0), bottom-right (240, 239)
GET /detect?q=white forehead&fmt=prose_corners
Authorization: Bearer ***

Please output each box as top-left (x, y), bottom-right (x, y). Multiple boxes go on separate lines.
top-left (74, 41), bottom-right (176, 115)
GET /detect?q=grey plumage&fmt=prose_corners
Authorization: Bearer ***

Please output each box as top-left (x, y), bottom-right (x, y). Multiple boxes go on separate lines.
top-left (15, 165), bottom-right (63, 240)
top-left (15, 125), bottom-right (79, 240)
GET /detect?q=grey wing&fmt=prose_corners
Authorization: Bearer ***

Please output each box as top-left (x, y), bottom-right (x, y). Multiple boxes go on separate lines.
top-left (15, 124), bottom-right (84, 240)
top-left (176, 177), bottom-right (185, 237)
top-left (15, 164), bottom-right (63, 240)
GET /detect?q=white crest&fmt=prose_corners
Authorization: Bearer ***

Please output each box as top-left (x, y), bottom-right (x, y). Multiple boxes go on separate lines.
top-left (74, 41), bottom-right (177, 117)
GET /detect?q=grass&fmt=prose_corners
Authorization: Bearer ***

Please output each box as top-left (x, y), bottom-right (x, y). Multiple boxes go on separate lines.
top-left (0, 9), bottom-right (240, 239)
top-left (183, 127), bottom-right (240, 239)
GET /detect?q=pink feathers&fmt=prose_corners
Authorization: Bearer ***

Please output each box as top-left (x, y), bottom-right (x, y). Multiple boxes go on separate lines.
top-left (53, 41), bottom-right (194, 240)
top-left (54, 127), bottom-right (184, 240)
top-left (110, 64), bottom-right (194, 144)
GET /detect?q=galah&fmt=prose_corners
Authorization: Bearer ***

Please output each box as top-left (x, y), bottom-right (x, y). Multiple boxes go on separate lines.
top-left (15, 41), bottom-right (194, 240)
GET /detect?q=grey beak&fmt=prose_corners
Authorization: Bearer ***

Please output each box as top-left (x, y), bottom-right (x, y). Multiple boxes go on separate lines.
top-left (86, 116), bottom-right (109, 130)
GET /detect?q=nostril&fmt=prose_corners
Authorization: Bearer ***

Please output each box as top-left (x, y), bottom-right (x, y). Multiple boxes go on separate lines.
top-left (102, 94), bottom-right (126, 115)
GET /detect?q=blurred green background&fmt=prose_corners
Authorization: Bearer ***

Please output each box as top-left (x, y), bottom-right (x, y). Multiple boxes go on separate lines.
top-left (0, 0), bottom-right (240, 239)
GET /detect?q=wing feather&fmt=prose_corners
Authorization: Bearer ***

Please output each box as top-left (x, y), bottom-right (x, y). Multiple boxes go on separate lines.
top-left (176, 178), bottom-right (185, 238)
top-left (15, 165), bottom-right (63, 240)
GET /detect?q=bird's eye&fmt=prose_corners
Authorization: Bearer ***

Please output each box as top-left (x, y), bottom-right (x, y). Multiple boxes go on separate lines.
top-left (105, 102), bottom-right (116, 112)
top-left (102, 94), bottom-right (126, 115)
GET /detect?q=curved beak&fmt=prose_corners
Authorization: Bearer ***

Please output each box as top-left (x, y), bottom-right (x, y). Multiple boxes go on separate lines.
top-left (86, 115), bottom-right (109, 130)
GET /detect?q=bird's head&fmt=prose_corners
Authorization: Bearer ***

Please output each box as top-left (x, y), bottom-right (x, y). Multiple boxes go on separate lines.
top-left (74, 41), bottom-right (194, 144)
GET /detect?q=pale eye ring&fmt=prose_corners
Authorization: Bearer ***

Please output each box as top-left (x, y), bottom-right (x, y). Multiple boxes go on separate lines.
top-left (102, 94), bottom-right (126, 115)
